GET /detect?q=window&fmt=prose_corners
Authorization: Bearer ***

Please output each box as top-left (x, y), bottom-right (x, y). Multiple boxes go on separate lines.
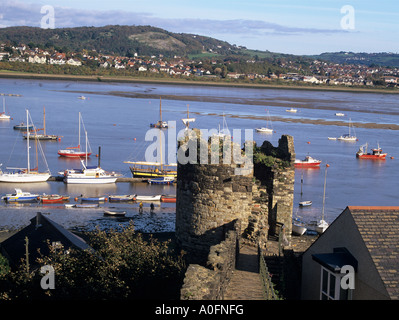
top-left (320, 267), bottom-right (352, 300)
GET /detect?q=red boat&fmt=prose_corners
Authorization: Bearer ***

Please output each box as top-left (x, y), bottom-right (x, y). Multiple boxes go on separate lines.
top-left (160, 195), bottom-right (176, 203)
top-left (58, 146), bottom-right (92, 158)
top-left (40, 194), bottom-right (70, 203)
top-left (356, 143), bottom-right (387, 160)
top-left (294, 156), bottom-right (322, 168)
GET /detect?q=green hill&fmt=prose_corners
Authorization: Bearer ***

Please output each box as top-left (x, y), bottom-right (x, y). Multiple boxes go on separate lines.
top-left (0, 25), bottom-right (236, 57)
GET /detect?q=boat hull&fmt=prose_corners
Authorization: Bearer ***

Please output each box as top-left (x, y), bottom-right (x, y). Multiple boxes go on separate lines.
top-left (129, 167), bottom-right (177, 178)
top-left (255, 128), bottom-right (273, 133)
top-left (109, 195), bottom-right (136, 202)
top-left (357, 154), bottom-right (387, 159)
top-left (0, 173), bottom-right (50, 183)
top-left (58, 150), bottom-right (92, 158)
top-left (292, 224), bottom-right (307, 236)
top-left (294, 162), bottom-right (321, 168)
top-left (65, 177), bottom-right (117, 184)
top-left (104, 210), bottom-right (126, 217)
top-left (161, 196), bottom-right (176, 203)
top-left (136, 195), bottom-right (162, 201)
top-left (41, 195), bottom-right (65, 203)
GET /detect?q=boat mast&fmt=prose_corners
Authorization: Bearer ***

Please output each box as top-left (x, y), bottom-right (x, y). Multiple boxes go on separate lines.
top-left (160, 97), bottom-right (162, 123)
top-left (43, 107), bottom-right (46, 135)
top-left (321, 164), bottom-right (329, 221)
top-left (78, 112), bottom-right (81, 151)
top-left (26, 109), bottom-right (30, 173)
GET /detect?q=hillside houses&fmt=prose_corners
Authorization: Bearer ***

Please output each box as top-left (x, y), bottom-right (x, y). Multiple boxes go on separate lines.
top-left (0, 42), bottom-right (398, 88)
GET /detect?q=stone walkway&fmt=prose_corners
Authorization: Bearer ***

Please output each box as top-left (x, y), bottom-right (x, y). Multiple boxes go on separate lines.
top-left (224, 244), bottom-right (265, 300)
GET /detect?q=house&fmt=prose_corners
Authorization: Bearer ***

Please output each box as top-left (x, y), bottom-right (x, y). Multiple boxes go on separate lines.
top-left (301, 76), bottom-right (319, 83)
top-left (28, 55), bottom-right (46, 64)
top-left (66, 58), bottom-right (82, 66)
top-left (301, 206), bottom-right (399, 300)
top-left (0, 212), bottom-right (93, 270)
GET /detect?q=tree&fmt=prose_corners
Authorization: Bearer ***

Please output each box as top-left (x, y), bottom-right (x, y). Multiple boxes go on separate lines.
top-left (0, 223), bottom-right (186, 300)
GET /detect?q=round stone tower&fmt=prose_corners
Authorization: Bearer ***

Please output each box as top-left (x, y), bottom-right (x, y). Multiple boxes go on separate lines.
top-left (175, 130), bottom-right (253, 263)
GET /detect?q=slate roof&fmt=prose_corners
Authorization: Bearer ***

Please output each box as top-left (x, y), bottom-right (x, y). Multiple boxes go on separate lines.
top-left (0, 212), bottom-right (93, 270)
top-left (348, 206), bottom-right (399, 300)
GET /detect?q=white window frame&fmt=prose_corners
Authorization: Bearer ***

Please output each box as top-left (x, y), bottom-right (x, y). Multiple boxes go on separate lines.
top-left (319, 266), bottom-right (352, 300)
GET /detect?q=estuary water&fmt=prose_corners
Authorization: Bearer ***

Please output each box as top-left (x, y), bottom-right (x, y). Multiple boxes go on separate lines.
top-left (0, 78), bottom-right (398, 233)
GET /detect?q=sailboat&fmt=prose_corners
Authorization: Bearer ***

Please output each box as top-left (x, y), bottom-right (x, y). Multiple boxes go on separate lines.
top-left (0, 97), bottom-right (10, 120)
top-left (315, 164), bottom-right (330, 234)
top-left (23, 107), bottom-right (60, 140)
top-left (150, 97), bottom-right (168, 128)
top-left (337, 118), bottom-right (357, 142)
top-left (256, 109), bottom-right (273, 133)
top-left (63, 145), bottom-right (120, 184)
top-left (0, 109), bottom-right (51, 182)
top-left (58, 112), bottom-right (92, 157)
top-left (213, 112), bottom-right (230, 138)
top-left (124, 112), bottom-right (177, 178)
top-left (182, 104), bottom-right (196, 130)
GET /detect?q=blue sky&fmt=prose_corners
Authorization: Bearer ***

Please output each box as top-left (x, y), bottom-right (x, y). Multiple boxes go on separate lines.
top-left (1, 0), bottom-right (398, 55)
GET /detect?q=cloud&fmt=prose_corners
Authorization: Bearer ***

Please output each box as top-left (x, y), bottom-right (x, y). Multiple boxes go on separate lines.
top-left (0, 1), bottom-right (346, 37)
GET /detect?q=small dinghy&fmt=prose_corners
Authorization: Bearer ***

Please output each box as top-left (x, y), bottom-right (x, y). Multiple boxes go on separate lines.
top-left (104, 210), bottom-right (126, 217)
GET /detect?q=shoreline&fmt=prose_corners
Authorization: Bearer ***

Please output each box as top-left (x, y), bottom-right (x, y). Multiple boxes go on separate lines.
top-left (1, 70), bottom-right (398, 95)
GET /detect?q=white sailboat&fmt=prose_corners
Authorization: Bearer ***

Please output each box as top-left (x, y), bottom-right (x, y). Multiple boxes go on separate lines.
top-left (182, 104), bottom-right (195, 130)
top-left (58, 112), bottom-right (92, 157)
top-left (0, 97), bottom-right (10, 120)
top-left (64, 143), bottom-right (120, 184)
top-left (213, 112), bottom-right (230, 138)
top-left (337, 118), bottom-right (357, 142)
top-left (256, 109), bottom-right (273, 133)
top-left (316, 164), bottom-right (330, 234)
top-left (0, 109), bottom-right (51, 182)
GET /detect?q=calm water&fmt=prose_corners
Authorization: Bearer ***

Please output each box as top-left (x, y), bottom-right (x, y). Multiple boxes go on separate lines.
top-left (0, 78), bottom-right (398, 232)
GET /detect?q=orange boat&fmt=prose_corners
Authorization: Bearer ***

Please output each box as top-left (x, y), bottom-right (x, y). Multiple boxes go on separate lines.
top-left (160, 195), bottom-right (176, 203)
top-left (356, 143), bottom-right (387, 160)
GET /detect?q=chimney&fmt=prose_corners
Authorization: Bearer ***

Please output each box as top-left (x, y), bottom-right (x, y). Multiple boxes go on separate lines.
top-left (36, 212), bottom-right (43, 229)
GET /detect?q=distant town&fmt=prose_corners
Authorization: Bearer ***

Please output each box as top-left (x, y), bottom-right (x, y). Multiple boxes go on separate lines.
top-left (1, 42), bottom-right (399, 88)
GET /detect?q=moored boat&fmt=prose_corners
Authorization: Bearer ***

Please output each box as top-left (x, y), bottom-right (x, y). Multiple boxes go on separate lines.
top-left (136, 195), bottom-right (162, 201)
top-left (161, 194), bottom-right (176, 203)
top-left (337, 118), bottom-right (357, 142)
top-left (0, 109), bottom-right (51, 183)
top-left (294, 156), bottom-right (322, 168)
top-left (58, 112), bottom-right (92, 158)
top-left (40, 194), bottom-right (69, 203)
top-left (109, 194), bottom-right (136, 202)
top-left (286, 108), bottom-right (297, 113)
top-left (2, 188), bottom-right (39, 202)
top-left (255, 109), bottom-right (273, 134)
top-left (104, 210), bottom-right (126, 217)
top-left (64, 160), bottom-right (120, 184)
top-left (0, 97), bottom-right (10, 120)
top-left (148, 176), bottom-right (175, 185)
top-left (80, 196), bottom-right (108, 202)
top-left (292, 218), bottom-right (307, 236)
top-left (356, 143), bottom-right (387, 160)
top-left (75, 203), bottom-right (99, 208)
top-left (299, 200), bottom-right (312, 207)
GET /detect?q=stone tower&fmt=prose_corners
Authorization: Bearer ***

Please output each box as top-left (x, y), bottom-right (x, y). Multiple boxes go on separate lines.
top-left (175, 130), bottom-right (253, 263)
top-left (253, 135), bottom-right (296, 243)
top-left (175, 130), bottom-right (296, 263)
